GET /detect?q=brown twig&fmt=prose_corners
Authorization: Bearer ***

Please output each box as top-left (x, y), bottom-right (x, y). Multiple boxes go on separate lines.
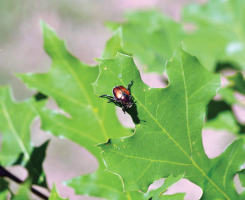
top-left (0, 165), bottom-right (49, 200)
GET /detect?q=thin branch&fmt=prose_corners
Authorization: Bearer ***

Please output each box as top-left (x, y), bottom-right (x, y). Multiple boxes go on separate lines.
top-left (0, 165), bottom-right (49, 200)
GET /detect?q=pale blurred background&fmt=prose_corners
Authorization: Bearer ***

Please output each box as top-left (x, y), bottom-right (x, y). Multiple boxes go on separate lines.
top-left (1, 0), bottom-right (243, 199)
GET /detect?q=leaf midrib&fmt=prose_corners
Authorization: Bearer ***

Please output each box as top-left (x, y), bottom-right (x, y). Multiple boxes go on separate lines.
top-left (0, 99), bottom-right (30, 160)
top-left (179, 50), bottom-right (192, 156)
top-left (46, 37), bottom-right (109, 141)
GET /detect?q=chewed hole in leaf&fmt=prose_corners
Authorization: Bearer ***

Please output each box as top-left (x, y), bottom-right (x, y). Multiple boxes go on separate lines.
top-left (140, 72), bottom-right (167, 88)
top-left (45, 98), bottom-right (71, 118)
top-left (116, 107), bottom-right (135, 128)
top-left (202, 129), bottom-right (236, 159)
top-left (234, 174), bottom-right (245, 194)
top-left (31, 118), bottom-right (51, 147)
top-left (164, 179), bottom-right (202, 200)
top-left (148, 178), bottom-right (202, 199)
top-left (44, 138), bottom-right (99, 181)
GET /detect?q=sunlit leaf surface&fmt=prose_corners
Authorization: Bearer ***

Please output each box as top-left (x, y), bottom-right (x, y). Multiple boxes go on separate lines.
top-left (94, 48), bottom-right (245, 199)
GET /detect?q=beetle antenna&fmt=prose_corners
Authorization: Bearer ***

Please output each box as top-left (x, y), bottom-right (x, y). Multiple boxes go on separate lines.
top-left (99, 95), bottom-right (114, 99)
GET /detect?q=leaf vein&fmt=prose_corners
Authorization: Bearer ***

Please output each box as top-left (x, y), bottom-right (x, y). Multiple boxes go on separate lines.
top-left (0, 99), bottom-right (30, 160)
top-left (49, 42), bottom-right (109, 141)
top-left (107, 149), bottom-right (193, 166)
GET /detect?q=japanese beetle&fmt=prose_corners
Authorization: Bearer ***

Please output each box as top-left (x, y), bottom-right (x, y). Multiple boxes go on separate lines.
top-left (99, 81), bottom-right (136, 114)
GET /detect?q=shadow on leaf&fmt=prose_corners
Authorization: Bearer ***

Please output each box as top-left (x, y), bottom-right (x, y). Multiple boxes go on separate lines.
top-left (127, 103), bottom-right (143, 124)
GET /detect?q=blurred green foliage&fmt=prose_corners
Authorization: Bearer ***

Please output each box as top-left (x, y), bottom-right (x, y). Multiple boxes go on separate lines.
top-left (0, 0), bottom-right (245, 199)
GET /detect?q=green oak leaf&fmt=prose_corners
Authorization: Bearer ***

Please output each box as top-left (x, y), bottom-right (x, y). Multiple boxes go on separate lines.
top-left (18, 21), bottom-right (151, 200)
top-left (0, 87), bottom-right (41, 166)
top-left (204, 111), bottom-right (240, 134)
top-left (49, 185), bottom-right (68, 200)
top-left (182, 0), bottom-right (245, 71)
top-left (151, 173), bottom-right (185, 200)
top-left (105, 10), bottom-right (185, 72)
top-left (67, 168), bottom-right (153, 200)
top-left (94, 47), bottom-right (245, 199)
top-left (102, 27), bottom-right (130, 59)
top-left (106, 1), bottom-right (245, 72)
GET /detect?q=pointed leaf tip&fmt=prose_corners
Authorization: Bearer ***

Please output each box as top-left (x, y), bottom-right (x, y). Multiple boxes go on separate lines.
top-left (50, 184), bottom-right (68, 200)
top-left (40, 20), bottom-right (54, 32)
top-left (40, 20), bottom-right (60, 45)
top-left (115, 52), bottom-right (129, 56)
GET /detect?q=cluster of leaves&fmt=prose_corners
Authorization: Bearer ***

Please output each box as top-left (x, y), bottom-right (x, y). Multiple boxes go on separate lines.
top-left (0, 0), bottom-right (245, 199)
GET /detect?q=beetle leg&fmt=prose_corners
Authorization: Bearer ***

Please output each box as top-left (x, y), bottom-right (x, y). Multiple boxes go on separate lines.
top-left (122, 106), bottom-right (126, 114)
top-left (99, 95), bottom-right (124, 109)
top-left (107, 99), bottom-right (117, 103)
top-left (100, 95), bottom-right (118, 104)
top-left (104, 98), bottom-right (121, 107)
top-left (127, 80), bottom-right (133, 92)
top-left (99, 95), bottom-right (115, 102)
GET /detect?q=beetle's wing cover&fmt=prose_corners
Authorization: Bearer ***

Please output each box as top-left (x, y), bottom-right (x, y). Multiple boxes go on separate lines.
top-left (113, 86), bottom-right (123, 98)
top-left (118, 86), bottom-right (131, 95)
